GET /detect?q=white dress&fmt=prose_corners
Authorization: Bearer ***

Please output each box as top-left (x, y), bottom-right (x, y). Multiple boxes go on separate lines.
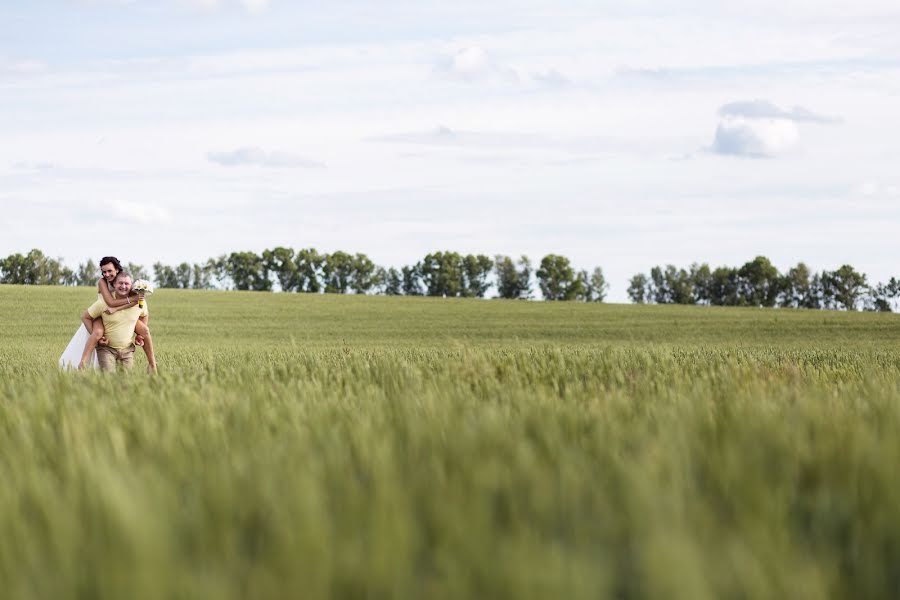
top-left (59, 323), bottom-right (99, 370)
top-left (59, 283), bottom-right (111, 370)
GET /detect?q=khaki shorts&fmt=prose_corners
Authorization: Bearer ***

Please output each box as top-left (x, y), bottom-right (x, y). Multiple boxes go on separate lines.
top-left (96, 345), bottom-right (135, 372)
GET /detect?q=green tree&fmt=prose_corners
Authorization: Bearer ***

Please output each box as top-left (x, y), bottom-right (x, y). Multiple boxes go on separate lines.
top-left (263, 247), bottom-right (299, 292)
top-left (350, 253), bottom-right (377, 294)
top-left (420, 251), bottom-right (465, 297)
top-left (825, 265), bottom-right (867, 311)
top-left (191, 261), bottom-right (215, 290)
top-left (494, 255), bottom-right (532, 299)
top-left (737, 256), bottom-right (781, 307)
top-left (175, 263), bottom-right (192, 289)
top-left (374, 267), bottom-right (402, 295)
top-left (294, 248), bottom-right (324, 293)
top-left (577, 267), bottom-right (608, 302)
top-left (807, 273), bottom-right (825, 309)
top-left (865, 278), bottom-right (897, 312)
top-left (224, 252), bottom-right (271, 291)
top-left (462, 254), bottom-right (493, 298)
top-left (537, 254), bottom-right (580, 301)
top-left (627, 273), bottom-right (649, 304)
top-left (589, 267), bottom-right (609, 302)
top-left (74, 259), bottom-right (97, 286)
top-left (0, 249), bottom-right (70, 285)
top-left (649, 266), bottom-right (669, 303)
top-left (153, 262), bottom-right (180, 288)
top-left (709, 267), bottom-right (740, 306)
top-left (322, 251), bottom-right (355, 294)
top-left (653, 265), bottom-right (693, 305)
top-left (401, 264), bottom-right (423, 296)
top-left (126, 262), bottom-right (150, 281)
top-left (779, 263), bottom-right (812, 308)
top-left (690, 263), bottom-right (713, 305)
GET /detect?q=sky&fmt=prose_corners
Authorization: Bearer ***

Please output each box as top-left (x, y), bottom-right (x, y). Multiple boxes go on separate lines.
top-left (2, 0), bottom-right (899, 301)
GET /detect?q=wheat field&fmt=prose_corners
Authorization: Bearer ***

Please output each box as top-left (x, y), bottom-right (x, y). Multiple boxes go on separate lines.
top-left (1, 285), bottom-right (899, 599)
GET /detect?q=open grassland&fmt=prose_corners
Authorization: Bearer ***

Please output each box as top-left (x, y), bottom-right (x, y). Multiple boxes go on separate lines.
top-left (2, 285), bottom-right (900, 599)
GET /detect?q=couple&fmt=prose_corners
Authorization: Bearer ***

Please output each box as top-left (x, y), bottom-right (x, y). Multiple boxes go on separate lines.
top-left (59, 256), bottom-right (158, 373)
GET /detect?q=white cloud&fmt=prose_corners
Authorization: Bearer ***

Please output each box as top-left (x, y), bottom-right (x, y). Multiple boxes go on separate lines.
top-left (709, 100), bottom-right (839, 158)
top-left (12, 161), bottom-right (59, 171)
top-left (712, 117), bottom-right (799, 158)
top-left (207, 147), bottom-right (325, 168)
top-left (719, 99), bottom-right (840, 123)
top-left (104, 200), bottom-right (172, 225)
top-left (857, 181), bottom-right (900, 198)
top-left (434, 46), bottom-right (519, 83)
top-left (432, 46), bottom-right (572, 87)
top-left (177, 0), bottom-right (268, 13)
top-left (0, 57), bottom-right (47, 76)
top-left (178, 0), bottom-right (220, 10)
top-left (238, 0), bottom-right (269, 14)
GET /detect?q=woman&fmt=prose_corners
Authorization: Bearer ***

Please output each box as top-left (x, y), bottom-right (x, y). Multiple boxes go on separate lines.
top-left (58, 256), bottom-right (157, 372)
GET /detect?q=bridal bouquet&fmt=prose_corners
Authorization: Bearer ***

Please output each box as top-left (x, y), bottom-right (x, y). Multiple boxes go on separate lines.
top-left (132, 279), bottom-right (154, 309)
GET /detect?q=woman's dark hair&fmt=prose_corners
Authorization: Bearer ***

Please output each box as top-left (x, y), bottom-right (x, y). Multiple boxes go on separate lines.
top-left (99, 256), bottom-right (123, 274)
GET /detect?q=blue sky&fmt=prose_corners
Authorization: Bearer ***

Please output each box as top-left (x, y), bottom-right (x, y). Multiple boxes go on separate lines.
top-left (3, 0), bottom-right (900, 300)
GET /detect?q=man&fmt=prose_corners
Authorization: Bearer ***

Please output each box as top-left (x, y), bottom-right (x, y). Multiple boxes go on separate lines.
top-left (77, 256), bottom-right (157, 373)
top-left (81, 271), bottom-right (148, 372)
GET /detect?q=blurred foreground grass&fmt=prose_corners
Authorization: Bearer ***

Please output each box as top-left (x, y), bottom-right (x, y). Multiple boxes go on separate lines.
top-left (1, 285), bottom-right (900, 599)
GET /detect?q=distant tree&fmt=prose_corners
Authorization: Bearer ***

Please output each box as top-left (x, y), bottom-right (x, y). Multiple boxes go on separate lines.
top-left (575, 270), bottom-right (591, 301)
top-left (864, 278), bottom-right (898, 312)
top-left (420, 251), bottom-right (465, 297)
top-left (737, 256), bottom-right (781, 307)
top-left (779, 263), bottom-right (812, 308)
top-left (263, 247), bottom-right (299, 292)
top-left (577, 267), bottom-right (608, 302)
top-left (461, 254), bottom-right (493, 298)
top-left (401, 264), bottom-right (423, 296)
top-left (495, 255), bottom-right (532, 299)
top-left (174, 263), bottom-right (192, 289)
top-left (224, 251), bottom-right (270, 291)
top-left (590, 267), bottom-right (609, 302)
top-left (709, 267), bottom-right (740, 306)
top-left (191, 261), bottom-right (215, 289)
top-left (0, 252), bottom-right (26, 284)
top-left (322, 251), bottom-right (354, 294)
top-left (295, 248), bottom-right (324, 293)
top-left (0, 249), bottom-right (71, 285)
top-left (807, 272), bottom-right (826, 309)
top-left (373, 267), bottom-right (402, 295)
top-left (153, 262), bottom-right (180, 288)
top-left (537, 254), bottom-right (580, 301)
top-left (627, 273), bottom-right (649, 304)
top-left (689, 263), bottom-right (713, 305)
top-left (656, 265), bottom-right (693, 305)
top-left (649, 266), bottom-right (669, 304)
top-left (74, 259), bottom-right (97, 286)
top-left (126, 262), bottom-right (150, 281)
top-left (350, 253), bottom-right (377, 294)
top-left (825, 265), bottom-right (867, 311)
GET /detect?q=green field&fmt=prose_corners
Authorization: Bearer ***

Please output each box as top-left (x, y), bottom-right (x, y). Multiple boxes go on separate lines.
top-left (2, 285), bottom-right (900, 599)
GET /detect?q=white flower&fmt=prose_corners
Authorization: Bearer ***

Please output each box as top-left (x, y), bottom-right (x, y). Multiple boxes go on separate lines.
top-left (132, 279), bottom-right (154, 295)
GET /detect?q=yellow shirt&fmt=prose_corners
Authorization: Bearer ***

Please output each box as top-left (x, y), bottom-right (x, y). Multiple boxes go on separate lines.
top-left (87, 294), bottom-right (148, 349)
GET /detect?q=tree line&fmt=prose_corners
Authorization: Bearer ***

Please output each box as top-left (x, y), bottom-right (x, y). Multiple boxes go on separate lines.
top-left (627, 256), bottom-right (899, 312)
top-left (0, 248), bottom-right (608, 302)
top-left (2, 248), bottom-right (897, 311)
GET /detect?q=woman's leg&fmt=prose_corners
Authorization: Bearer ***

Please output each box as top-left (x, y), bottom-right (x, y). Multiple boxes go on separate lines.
top-left (79, 318), bottom-right (105, 369)
top-left (134, 320), bottom-right (158, 373)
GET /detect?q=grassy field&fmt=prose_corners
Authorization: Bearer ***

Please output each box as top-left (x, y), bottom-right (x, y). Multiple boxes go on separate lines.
top-left (2, 284), bottom-right (900, 599)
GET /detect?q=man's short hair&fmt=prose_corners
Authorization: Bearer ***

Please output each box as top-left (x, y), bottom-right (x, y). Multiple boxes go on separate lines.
top-left (116, 271), bottom-right (133, 281)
